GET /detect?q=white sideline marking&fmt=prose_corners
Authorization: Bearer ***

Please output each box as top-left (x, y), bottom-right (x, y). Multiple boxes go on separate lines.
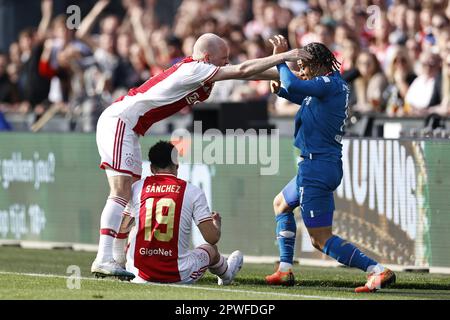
top-left (0, 271), bottom-right (354, 300)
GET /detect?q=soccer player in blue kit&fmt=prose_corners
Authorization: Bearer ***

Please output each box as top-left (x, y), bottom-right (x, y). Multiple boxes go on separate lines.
top-left (265, 36), bottom-right (396, 293)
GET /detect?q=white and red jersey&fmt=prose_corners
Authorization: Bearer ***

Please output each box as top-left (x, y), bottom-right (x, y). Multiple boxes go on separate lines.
top-left (109, 57), bottom-right (219, 136)
top-left (126, 173), bottom-right (213, 283)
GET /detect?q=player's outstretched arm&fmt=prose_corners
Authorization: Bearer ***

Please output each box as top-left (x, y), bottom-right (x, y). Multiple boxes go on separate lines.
top-left (243, 67), bottom-right (279, 81)
top-left (210, 49), bottom-right (311, 82)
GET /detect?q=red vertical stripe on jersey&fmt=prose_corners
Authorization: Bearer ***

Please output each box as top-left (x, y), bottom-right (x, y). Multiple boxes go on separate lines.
top-left (112, 120), bottom-right (120, 169)
top-left (117, 121), bottom-right (125, 170)
top-left (112, 120), bottom-right (125, 170)
top-left (134, 175), bottom-right (187, 283)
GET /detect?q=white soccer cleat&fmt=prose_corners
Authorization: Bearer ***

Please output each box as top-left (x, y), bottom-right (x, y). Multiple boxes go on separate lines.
top-left (218, 250), bottom-right (244, 286)
top-left (91, 259), bottom-right (135, 280)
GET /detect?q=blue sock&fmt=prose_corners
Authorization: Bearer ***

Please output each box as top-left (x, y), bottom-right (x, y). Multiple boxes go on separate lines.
top-left (275, 213), bottom-right (296, 265)
top-left (323, 235), bottom-right (378, 272)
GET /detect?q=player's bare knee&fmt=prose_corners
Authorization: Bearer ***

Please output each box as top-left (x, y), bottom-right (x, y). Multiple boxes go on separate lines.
top-left (273, 193), bottom-right (290, 215)
top-left (199, 244), bottom-right (219, 265)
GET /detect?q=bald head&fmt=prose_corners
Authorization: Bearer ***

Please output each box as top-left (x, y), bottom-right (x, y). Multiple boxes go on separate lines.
top-left (192, 33), bottom-right (229, 66)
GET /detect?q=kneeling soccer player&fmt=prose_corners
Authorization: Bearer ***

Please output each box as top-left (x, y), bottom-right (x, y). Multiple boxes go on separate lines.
top-left (125, 140), bottom-right (243, 285)
top-left (265, 36), bottom-right (396, 293)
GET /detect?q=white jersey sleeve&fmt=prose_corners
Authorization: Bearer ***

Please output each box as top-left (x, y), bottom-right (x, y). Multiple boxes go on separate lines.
top-left (185, 183), bottom-right (213, 225)
top-left (181, 61), bottom-right (220, 87)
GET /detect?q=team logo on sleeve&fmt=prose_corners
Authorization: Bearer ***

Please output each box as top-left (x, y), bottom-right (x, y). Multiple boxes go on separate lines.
top-left (186, 92), bottom-right (200, 104)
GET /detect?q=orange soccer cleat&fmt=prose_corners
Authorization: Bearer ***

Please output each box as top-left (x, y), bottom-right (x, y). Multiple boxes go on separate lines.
top-left (355, 268), bottom-right (396, 293)
top-left (265, 269), bottom-right (295, 286)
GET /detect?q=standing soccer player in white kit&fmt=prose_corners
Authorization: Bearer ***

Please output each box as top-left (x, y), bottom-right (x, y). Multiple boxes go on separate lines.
top-left (92, 33), bottom-right (312, 277)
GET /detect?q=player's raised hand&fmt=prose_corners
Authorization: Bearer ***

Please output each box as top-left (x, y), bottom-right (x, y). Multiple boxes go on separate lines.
top-left (283, 48), bottom-right (313, 62)
top-left (270, 80), bottom-right (281, 94)
top-left (269, 35), bottom-right (289, 54)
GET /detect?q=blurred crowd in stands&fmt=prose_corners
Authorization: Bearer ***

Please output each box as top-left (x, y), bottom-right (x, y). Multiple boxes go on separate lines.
top-left (0, 0), bottom-right (449, 132)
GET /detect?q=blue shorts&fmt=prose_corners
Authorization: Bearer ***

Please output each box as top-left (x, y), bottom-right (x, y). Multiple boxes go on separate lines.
top-left (281, 159), bottom-right (342, 228)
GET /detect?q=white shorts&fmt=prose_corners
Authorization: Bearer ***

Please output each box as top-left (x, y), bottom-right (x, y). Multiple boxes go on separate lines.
top-left (130, 248), bottom-right (211, 285)
top-left (96, 108), bottom-right (142, 178)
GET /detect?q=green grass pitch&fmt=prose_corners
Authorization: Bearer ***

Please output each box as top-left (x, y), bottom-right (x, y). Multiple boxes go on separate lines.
top-left (0, 247), bottom-right (449, 300)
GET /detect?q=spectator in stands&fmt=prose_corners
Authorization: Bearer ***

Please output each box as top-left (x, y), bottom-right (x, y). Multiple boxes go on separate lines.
top-left (287, 11), bottom-right (307, 48)
top-left (0, 53), bottom-right (19, 111)
top-left (315, 23), bottom-right (336, 51)
top-left (406, 5), bottom-right (421, 40)
top-left (427, 42), bottom-right (450, 116)
top-left (299, 6), bottom-right (323, 46)
top-left (369, 14), bottom-right (392, 70)
top-left (338, 37), bottom-right (361, 107)
top-left (244, 0), bottom-right (269, 41)
top-left (353, 51), bottom-right (388, 113)
top-left (419, 6), bottom-right (434, 45)
top-left (431, 13), bottom-right (450, 50)
top-left (388, 3), bottom-right (408, 46)
top-left (112, 32), bottom-right (136, 94)
top-left (384, 45), bottom-right (417, 117)
top-left (76, 1), bottom-right (119, 91)
top-left (405, 50), bottom-right (442, 116)
top-left (259, 2), bottom-right (284, 41)
top-left (405, 38), bottom-right (422, 75)
top-left (15, 0), bottom-right (53, 120)
top-left (346, 8), bottom-right (372, 48)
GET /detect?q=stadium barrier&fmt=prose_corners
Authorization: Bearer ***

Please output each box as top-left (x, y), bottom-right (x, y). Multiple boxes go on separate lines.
top-left (0, 133), bottom-right (449, 272)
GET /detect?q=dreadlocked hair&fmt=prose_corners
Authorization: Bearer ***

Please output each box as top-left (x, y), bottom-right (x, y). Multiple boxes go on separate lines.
top-left (303, 42), bottom-right (341, 75)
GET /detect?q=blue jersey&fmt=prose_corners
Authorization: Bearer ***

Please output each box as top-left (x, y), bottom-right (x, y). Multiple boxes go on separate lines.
top-left (276, 63), bottom-right (349, 159)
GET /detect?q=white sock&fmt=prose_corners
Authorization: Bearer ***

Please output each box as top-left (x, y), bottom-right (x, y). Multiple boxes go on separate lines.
top-left (209, 255), bottom-right (231, 280)
top-left (367, 263), bottom-right (385, 274)
top-left (96, 196), bottom-right (127, 263)
top-left (279, 262), bottom-right (293, 272)
top-left (113, 237), bottom-right (128, 264)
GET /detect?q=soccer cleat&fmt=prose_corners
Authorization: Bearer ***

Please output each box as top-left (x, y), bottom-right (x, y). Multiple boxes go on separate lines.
top-left (355, 268), bottom-right (396, 293)
top-left (218, 250), bottom-right (244, 285)
top-left (265, 269), bottom-right (295, 286)
top-left (91, 259), bottom-right (135, 281)
top-left (114, 255), bottom-right (127, 269)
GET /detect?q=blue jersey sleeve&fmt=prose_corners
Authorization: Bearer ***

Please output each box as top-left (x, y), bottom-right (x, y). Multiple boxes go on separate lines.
top-left (277, 63), bottom-right (335, 98)
top-left (277, 87), bottom-right (306, 105)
